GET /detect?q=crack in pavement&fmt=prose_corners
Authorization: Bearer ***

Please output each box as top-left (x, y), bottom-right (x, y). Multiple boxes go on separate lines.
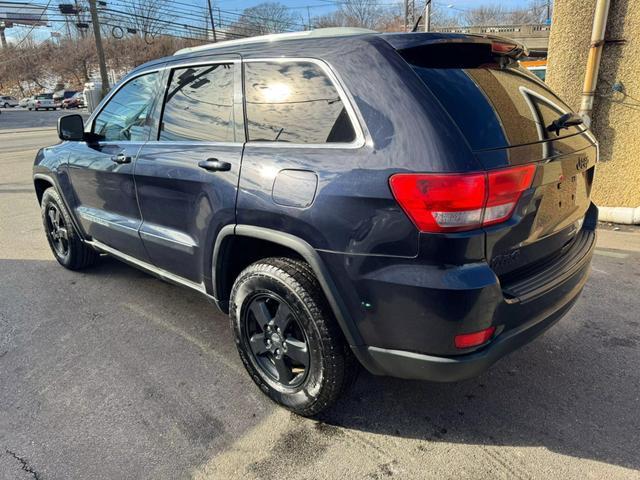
top-left (5, 449), bottom-right (42, 480)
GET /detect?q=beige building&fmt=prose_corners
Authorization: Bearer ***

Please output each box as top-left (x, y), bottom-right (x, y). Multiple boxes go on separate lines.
top-left (546, 0), bottom-right (640, 223)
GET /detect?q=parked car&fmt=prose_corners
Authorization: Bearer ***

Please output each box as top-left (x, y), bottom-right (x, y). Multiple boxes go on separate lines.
top-left (54, 90), bottom-right (78, 107)
top-left (0, 95), bottom-right (19, 108)
top-left (27, 93), bottom-right (56, 111)
top-left (33, 29), bottom-right (599, 416)
top-left (62, 92), bottom-right (85, 109)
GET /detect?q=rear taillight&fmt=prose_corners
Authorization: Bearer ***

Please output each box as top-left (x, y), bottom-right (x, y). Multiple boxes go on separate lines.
top-left (454, 326), bottom-right (496, 349)
top-left (389, 165), bottom-right (536, 233)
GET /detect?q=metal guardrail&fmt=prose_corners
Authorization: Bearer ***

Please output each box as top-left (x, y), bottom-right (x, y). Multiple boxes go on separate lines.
top-left (436, 24), bottom-right (551, 36)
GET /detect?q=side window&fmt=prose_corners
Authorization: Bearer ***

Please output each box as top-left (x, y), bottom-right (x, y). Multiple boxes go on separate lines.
top-left (93, 72), bottom-right (159, 142)
top-left (160, 63), bottom-right (237, 142)
top-left (244, 61), bottom-right (356, 144)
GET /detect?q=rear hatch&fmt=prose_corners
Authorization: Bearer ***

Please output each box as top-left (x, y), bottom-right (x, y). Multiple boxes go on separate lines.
top-left (35, 94), bottom-right (54, 107)
top-left (388, 34), bottom-right (597, 283)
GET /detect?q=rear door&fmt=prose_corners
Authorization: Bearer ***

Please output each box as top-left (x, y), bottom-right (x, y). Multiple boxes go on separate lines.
top-left (404, 44), bottom-right (597, 276)
top-left (66, 69), bottom-right (163, 260)
top-left (134, 55), bottom-right (244, 286)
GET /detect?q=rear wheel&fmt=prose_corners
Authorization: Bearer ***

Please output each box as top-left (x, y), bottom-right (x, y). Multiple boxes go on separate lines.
top-left (41, 187), bottom-right (98, 270)
top-left (230, 257), bottom-right (357, 416)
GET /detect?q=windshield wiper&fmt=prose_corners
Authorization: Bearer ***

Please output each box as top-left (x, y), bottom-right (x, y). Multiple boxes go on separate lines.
top-left (546, 113), bottom-right (584, 135)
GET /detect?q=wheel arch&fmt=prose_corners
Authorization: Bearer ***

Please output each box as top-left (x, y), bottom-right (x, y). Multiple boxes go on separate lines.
top-left (212, 225), bottom-right (363, 346)
top-left (34, 175), bottom-right (55, 205)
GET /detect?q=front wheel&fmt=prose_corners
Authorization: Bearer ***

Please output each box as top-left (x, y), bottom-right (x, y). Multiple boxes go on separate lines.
top-left (230, 257), bottom-right (357, 416)
top-left (41, 187), bottom-right (98, 270)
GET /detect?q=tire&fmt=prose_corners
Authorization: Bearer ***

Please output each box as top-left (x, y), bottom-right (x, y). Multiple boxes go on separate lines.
top-left (41, 187), bottom-right (98, 270)
top-left (230, 257), bottom-right (357, 417)
top-left (2, 103), bottom-right (7, 108)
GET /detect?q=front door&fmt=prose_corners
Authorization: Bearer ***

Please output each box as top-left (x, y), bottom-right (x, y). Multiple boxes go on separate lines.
top-left (134, 57), bottom-right (244, 286)
top-left (66, 70), bottom-right (163, 260)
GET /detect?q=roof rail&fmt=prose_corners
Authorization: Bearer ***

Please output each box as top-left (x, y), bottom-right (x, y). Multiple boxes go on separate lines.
top-left (173, 27), bottom-right (377, 56)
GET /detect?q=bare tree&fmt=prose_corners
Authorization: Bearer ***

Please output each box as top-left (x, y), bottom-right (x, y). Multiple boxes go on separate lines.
top-left (462, 0), bottom-right (552, 26)
top-left (124, 0), bottom-right (169, 38)
top-left (462, 4), bottom-right (506, 25)
top-left (314, 0), bottom-right (393, 30)
top-left (230, 2), bottom-right (301, 37)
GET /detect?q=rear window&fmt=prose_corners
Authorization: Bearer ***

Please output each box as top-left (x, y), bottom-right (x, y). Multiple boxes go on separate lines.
top-left (407, 54), bottom-right (584, 150)
top-left (36, 94), bottom-right (53, 100)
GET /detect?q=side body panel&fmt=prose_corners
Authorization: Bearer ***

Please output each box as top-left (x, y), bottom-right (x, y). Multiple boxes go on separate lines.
top-left (134, 55), bottom-right (244, 286)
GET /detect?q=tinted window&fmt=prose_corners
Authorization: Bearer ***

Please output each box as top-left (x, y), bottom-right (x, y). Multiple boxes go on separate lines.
top-left (410, 64), bottom-right (583, 150)
top-left (36, 94), bottom-right (53, 100)
top-left (93, 72), bottom-right (159, 142)
top-left (160, 64), bottom-right (238, 142)
top-left (244, 61), bottom-right (356, 144)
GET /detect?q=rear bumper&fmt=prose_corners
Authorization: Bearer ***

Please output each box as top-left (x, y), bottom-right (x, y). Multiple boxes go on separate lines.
top-left (348, 227), bottom-right (594, 381)
top-left (352, 291), bottom-right (580, 381)
top-left (323, 201), bottom-right (597, 382)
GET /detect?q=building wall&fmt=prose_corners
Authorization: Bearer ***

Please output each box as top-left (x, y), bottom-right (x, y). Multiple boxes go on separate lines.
top-left (546, 0), bottom-right (640, 208)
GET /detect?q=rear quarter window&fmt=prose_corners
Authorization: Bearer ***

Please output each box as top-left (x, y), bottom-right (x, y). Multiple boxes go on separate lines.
top-left (244, 60), bottom-right (356, 144)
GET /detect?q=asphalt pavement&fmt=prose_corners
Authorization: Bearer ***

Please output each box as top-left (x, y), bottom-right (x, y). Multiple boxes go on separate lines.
top-left (0, 107), bottom-right (87, 131)
top-left (1, 117), bottom-right (639, 479)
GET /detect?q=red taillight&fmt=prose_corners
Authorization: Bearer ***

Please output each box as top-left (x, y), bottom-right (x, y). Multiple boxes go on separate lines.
top-left (454, 326), bottom-right (496, 349)
top-left (491, 41), bottom-right (518, 54)
top-left (389, 165), bottom-right (536, 233)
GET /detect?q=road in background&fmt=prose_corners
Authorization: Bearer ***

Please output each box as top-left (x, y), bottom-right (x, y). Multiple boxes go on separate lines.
top-left (1, 129), bottom-right (639, 479)
top-left (0, 108), bottom-right (88, 131)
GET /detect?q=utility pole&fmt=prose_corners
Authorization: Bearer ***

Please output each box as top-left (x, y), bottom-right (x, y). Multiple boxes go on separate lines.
top-left (404, 0), bottom-right (408, 31)
top-left (207, 0), bottom-right (217, 42)
top-left (307, 6), bottom-right (312, 30)
top-left (88, 0), bottom-right (109, 98)
top-left (424, 0), bottom-right (431, 32)
top-left (0, 25), bottom-right (7, 48)
top-left (546, 0), bottom-right (551, 24)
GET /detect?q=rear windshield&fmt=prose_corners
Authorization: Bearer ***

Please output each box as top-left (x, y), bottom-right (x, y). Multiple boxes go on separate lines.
top-left (36, 94), bottom-right (53, 99)
top-left (408, 59), bottom-right (584, 150)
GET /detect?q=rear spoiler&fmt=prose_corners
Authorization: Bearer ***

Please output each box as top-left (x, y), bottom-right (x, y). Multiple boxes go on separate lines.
top-left (381, 32), bottom-right (529, 60)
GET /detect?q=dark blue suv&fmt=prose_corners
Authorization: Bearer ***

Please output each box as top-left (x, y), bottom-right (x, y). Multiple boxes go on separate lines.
top-left (34, 29), bottom-right (598, 415)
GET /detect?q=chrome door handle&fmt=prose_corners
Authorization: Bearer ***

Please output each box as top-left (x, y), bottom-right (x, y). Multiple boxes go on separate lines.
top-left (111, 153), bottom-right (131, 164)
top-left (198, 158), bottom-right (231, 172)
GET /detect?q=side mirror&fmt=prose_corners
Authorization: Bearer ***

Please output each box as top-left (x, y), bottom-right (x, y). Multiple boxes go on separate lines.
top-left (57, 114), bottom-right (85, 141)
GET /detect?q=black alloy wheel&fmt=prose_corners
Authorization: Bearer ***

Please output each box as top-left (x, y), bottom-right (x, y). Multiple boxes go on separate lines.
top-left (230, 257), bottom-right (358, 416)
top-left (40, 187), bottom-right (98, 270)
top-left (45, 202), bottom-right (69, 257)
top-left (243, 293), bottom-right (310, 389)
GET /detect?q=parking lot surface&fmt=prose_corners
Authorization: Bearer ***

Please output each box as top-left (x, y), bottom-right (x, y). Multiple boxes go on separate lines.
top-left (1, 125), bottom-right (639, 479)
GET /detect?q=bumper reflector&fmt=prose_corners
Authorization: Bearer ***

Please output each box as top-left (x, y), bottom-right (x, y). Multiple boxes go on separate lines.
top-left (454, 326), bottom-right (496, 349)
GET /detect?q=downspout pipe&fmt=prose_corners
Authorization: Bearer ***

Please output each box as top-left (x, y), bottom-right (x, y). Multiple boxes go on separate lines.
top-left (579, 0), bottom-right (611, 126)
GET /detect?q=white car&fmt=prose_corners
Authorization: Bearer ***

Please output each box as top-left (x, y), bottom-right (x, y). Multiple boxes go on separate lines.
top-left (0, 95), bottom-right (19, 108)
top-left (27, 94), bottom-right (57, 111)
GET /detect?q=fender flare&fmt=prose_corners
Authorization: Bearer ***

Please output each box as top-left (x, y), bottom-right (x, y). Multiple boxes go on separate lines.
top-left (212, 224), bottom-right (363, 346)
top-left (33, 173), bottom-right (87, 241)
